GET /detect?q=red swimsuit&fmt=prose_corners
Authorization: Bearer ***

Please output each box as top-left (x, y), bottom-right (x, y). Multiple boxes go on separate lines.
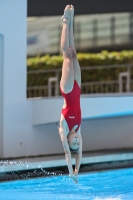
top-left (60, 80), bottom-right (81, 132)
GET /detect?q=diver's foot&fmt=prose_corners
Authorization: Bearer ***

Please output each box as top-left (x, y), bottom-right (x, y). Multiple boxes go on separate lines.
top-left (61, 5), bottom-right (71, 24)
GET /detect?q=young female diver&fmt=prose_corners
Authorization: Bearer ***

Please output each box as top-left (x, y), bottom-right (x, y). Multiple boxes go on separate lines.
top-left (58, 5), bottom-right (82, 183)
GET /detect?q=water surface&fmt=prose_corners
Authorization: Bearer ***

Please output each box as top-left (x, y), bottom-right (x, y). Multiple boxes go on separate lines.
top-left (0, 168), bottom-right (133, 200)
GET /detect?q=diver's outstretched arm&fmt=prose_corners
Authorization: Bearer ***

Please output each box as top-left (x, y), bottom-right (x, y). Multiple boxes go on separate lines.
top-left (58, 126), bottom-right (73, 176)
top-left (75, 133), bottom-right (82, 173)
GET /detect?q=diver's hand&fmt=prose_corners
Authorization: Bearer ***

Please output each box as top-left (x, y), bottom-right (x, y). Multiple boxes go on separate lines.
top-left (73, 172), bottom-right (78, 183)
top-left (69, 173), bottom-right (78, 183)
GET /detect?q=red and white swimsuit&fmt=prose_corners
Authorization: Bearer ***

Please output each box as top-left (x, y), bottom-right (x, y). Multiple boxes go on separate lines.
top-left (60, 80), bottom-right (81, 132)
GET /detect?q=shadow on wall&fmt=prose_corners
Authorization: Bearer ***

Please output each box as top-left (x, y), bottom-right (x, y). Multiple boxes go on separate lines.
top-left (81, 115), bottom-right (133, 152)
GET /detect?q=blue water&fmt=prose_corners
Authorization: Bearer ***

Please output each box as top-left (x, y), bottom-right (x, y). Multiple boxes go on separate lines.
top-left (0, 168), bottom-right (133, 200)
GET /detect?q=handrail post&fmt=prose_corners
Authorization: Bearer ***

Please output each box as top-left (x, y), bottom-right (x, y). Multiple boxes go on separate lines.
top-left (127, 65), bottom-right (131, 92)
top-left (55, 71), bottom-right (59, 96)
top-left (119, 71), bottom-right (130, 93)
top-left (48, 77), bottom-right (58, 97)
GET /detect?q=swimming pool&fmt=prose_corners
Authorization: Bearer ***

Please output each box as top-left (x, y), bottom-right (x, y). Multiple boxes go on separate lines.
top-left (0, 167), bottom-right (133, 200)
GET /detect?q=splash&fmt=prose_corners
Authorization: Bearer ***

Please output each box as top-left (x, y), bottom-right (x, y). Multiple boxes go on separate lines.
top-left (0, 160), bottom-right (62, 181)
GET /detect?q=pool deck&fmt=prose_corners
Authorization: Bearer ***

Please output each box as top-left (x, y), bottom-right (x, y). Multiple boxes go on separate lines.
top-left (0, 150), bottom-right (133, 174)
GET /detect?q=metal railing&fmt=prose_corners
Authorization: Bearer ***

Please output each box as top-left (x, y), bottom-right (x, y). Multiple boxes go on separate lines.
top-left (27, 64), bottom-right (133, 98)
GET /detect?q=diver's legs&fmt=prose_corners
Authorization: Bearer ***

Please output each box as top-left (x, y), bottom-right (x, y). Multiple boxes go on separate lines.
top-left (60, 5), bottom-right (74, 93)
top-left (69, 5), bottom-right (81, 87)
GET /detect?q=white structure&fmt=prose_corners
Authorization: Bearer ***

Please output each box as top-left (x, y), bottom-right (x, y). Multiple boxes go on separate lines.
top-left (0, 0), bottom-right (28, 158)
top-left (0, 0), bottom-right (133, 159)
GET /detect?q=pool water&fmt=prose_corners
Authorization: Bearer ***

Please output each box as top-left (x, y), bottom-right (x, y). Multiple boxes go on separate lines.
top-left (0, 167), bottom-right (133, 200)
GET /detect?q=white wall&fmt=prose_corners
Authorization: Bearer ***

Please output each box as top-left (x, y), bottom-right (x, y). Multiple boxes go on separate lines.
top-left (33, 95), bottom-right (133, 125)
top-left (0, 0), bottom-right (28, 158)
top-left (3, 95), bottom-right (133, 158)
top-left (31, 95), bottom-right (133, 155)
top-left (0, 34), bottom-right (4, 157)
top-left (82, 115), bottom-right (133, 151)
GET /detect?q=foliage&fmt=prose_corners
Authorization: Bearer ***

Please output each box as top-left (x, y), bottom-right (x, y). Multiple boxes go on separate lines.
top-left (27, 50), bottom-right (133, 70)
top-left (27, 51), bottom-right (133, 86)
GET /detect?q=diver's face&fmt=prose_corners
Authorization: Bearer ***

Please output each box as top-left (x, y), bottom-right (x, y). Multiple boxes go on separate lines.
top-left (68, 132), bottom-right (80, 151)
